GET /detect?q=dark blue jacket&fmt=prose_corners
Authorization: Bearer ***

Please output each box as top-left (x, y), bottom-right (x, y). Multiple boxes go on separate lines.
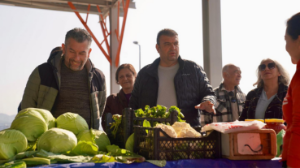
top-left (129, 56), bottom-right (215, 126)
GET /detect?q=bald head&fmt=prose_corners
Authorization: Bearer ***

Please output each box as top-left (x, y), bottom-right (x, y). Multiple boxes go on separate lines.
top-left (222, 64), bottom-right (241, 87)
top-left (222, 64), bottom-right (236, 74)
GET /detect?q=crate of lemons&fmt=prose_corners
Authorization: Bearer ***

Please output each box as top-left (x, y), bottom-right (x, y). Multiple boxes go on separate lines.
top-left (0, 108), bottom-right (144, 168)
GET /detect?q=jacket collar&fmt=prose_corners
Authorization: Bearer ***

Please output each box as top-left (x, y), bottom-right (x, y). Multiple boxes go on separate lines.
top-left (146, 56), bottom-right (185, 78)
top-left (118, 89), bottom-right (128, 101)
top-left (254, 83), bottom-right (287, 98)
top-left (219, 83), bottom-right (243, 93)
top-left (117, 89), bottom-right (130, 107)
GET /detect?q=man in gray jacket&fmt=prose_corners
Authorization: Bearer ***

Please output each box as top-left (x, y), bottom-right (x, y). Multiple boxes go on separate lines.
top-left (20, 28), bottom-right (106, 129)
top-left (129, 28), bottom-right (215, 126)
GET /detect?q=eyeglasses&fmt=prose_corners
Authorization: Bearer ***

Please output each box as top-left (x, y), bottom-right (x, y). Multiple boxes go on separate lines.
top-left (228, 91), bottom-right (237, 103)
top-left (258, 62), bottom-right (276, 71)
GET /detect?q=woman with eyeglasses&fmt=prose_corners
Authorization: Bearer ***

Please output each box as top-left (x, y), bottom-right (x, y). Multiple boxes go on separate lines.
top-left (282, 13), bottom-right (300, 168)
top-left (101, 64), bottom-right (137, 131)
top-left (239, 58), bottom-right (289, 121)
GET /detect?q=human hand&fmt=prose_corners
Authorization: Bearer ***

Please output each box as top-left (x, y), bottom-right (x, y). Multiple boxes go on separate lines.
top-left (195, 101), bottom-right (215, 114)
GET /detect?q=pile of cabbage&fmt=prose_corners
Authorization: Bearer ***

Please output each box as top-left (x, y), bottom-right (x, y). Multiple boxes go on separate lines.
top-left (0, 108), bottom-right (143, 167)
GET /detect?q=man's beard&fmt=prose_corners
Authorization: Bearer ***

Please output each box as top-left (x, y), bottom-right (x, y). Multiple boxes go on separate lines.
top-left (68, 59), bottom-right (84, 71)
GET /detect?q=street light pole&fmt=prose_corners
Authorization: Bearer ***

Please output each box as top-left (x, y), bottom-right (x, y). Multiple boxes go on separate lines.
top-left (133, 41), bottom-right (141, 71)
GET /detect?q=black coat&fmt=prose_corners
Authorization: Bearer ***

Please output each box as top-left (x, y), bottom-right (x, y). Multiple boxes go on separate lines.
top-left (129, 56), bottom-right (215, 126)
top-left (239, 83), bottom-right (288, 121)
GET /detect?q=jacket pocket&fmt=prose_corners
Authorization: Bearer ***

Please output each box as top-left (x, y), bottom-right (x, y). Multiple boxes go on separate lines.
top-left (215, 99), bottom-right (227, 113)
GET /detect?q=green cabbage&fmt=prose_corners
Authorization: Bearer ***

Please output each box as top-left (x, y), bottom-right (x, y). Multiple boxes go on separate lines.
top-left (18, 108), bottom-right (56, 129)
top-left (37, 128), bottom-right (77, 154)
top-left (11, 110), bottom-right (47, 142)
top-left (0, 129), bottom-right (27, 160)
top-left (56, 112), bottom-right (89, 135)
top-left (77, 129), bottom-right (111, 152)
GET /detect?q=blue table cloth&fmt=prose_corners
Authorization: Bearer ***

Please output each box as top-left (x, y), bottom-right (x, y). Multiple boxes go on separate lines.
top-left (35, 158), bottom-right (282, 168)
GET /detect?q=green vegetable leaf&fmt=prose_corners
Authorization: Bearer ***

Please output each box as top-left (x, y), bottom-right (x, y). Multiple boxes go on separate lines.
top-left (146, 160), bottom-right (167, 167)
top-left (22, 157), bottom-right (51, 166)
top-left (90, 129), bottom-right (96, 144)
top-left (110, 114), bottom-right (122, 138)
top-left (156, 105), bottom-right (167, 117)
top-left (169, 106), bottom-right (185, 121)
top-left (149, 106), bottom-right (157, 117)
top-left (15, 151), bottom-right (37, 160)
top-left (144, 105), bottom-right (150, 111)
top-left (143, 120), bottom-right (151, 134)
top-left (26, 141), bottom-right (37, 151)
top-left (77, 129), bottom-right (110, 152)
top-left (70, 141), bottom-right (98, 156)
top-left (134, 109), bottom-right (145, 117)
top-left (0, 160), bottom-right (26, 168)
top-left (36, 149), bottom-right (92, 163)
top-left (125, 133), bottom-right (134, 153)
top-left (92, 154), bottom-right (116, 163)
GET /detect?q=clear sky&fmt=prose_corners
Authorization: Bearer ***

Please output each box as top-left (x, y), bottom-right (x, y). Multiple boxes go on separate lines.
top-left (0, 0), bottom-right (300, 116)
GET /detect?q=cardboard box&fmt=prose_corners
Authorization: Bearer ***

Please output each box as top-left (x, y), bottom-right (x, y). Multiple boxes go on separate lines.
top-left (221, 129), bottom-right (276, 160)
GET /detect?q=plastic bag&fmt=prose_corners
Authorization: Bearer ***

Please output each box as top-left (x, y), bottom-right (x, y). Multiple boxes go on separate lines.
top-left (201, 120), bottom-right (266, 133)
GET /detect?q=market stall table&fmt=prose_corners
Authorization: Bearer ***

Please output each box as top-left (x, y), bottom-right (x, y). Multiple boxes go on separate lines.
top-left (36, 157), bottom-right (282, 168)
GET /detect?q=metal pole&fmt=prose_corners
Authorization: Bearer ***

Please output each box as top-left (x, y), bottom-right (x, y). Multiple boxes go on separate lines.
top-left (139, 44), bottom-right (141, 71)
top-left (133, 41), bottom-right (141, 71)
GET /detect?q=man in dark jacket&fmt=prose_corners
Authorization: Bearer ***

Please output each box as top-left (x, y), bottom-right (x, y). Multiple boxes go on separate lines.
top-left (20, 28), bottom-right (106, 130)
top-left (129, 29), bottom-right (215, 126)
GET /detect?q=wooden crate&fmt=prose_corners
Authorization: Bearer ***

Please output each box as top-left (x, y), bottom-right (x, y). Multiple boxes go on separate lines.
top-left (221, 129), bottom-right (276, 160)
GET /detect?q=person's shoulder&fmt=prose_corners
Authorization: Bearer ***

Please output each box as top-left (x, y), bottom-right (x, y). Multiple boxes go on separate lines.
top-left (213, 85), bottom-right (221, 92)
top-left (107, 93), bottom-right (117, 100)
top-left (181, 58), bottom-right (201, 67)
top-left (93, 68), bottom-right (105, 78)
top-left (180, 59), bottom-right (205, 74)
top-left (138, 61), bottom-right (157, 75)
top-left (38, 62), bottom-right (51, 68)
top-left (36, 62), bottom-right (53, 73)
top-left (246, 88), bottom-right (258, 98)
top-left (278, 84), bottom-right (288, 97)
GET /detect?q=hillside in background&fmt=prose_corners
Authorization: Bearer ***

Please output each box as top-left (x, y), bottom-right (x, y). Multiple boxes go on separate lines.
top-left (0, 113), bottom-right (15, 130)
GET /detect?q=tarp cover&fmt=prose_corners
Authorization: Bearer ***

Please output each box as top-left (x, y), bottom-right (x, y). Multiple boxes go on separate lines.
top-left (36, 158), bottom-right (281, 168)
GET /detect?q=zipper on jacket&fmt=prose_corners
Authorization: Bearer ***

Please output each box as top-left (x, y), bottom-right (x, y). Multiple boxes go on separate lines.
top-left (88, 72), bottom-right (94, 129)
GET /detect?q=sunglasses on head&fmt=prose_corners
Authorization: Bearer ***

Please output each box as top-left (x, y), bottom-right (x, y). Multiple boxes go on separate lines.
top-left (258, 62), bottom-right (276, 71)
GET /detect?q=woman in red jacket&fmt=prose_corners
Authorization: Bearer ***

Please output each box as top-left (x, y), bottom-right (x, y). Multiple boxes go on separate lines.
top-left (282, 12), bottom-right (300, 168)
top-left (101, 64), bottom-right (137, 131)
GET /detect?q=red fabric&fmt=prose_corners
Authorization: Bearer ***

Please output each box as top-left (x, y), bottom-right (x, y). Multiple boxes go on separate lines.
top-left (282, 60), bottom-right (300, 167)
